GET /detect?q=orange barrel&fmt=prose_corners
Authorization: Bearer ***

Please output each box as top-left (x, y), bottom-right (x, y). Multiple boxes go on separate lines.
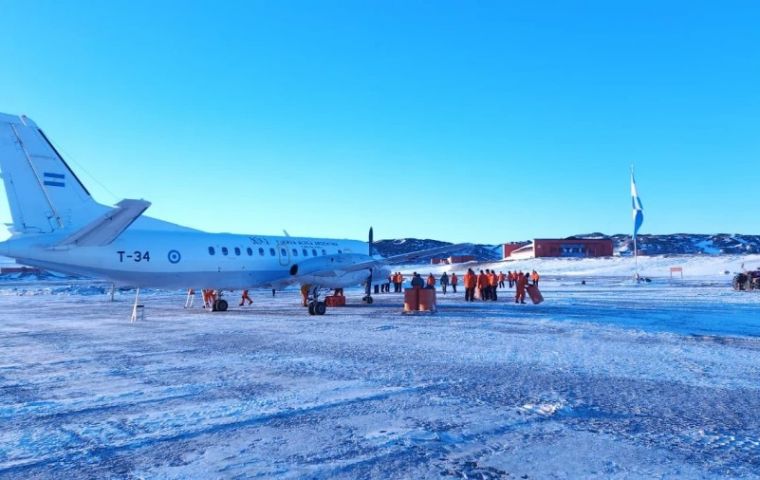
top-left (403, 288), bottom-right (419, 312)
top-left (418, 288), bottom-right (437, 312)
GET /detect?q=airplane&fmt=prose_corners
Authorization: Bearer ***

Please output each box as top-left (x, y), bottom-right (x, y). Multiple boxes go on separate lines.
top-left (0, 113), bottom-right (469, 316)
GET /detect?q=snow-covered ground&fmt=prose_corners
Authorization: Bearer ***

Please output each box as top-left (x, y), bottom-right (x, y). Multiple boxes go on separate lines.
top-left (418, 253), bottom-right (760, 279)
top-left (1, 259), bottom-right (760, 478)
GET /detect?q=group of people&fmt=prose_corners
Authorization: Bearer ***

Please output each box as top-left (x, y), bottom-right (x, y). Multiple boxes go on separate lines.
top-left (190, 268), bottom-right (540, 309)
top-left (385, 272), bottom-right (406, 293)
top-left (399, 268), bottom-right (540, 304)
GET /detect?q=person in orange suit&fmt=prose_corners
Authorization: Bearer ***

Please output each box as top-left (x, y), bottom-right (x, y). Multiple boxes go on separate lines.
top-left (477, 270), bottom-right (488, 301)
top-left (531, 270), bottom-right (540, 286)
top-left (515, 271), bottom-right (528, 304)
top-left (508, 271), bottom-right (515, 288)
top-left (300, 284), bottom-right (312, 307)
top-left (489, 270), bottom-right (499, 301)
top-left (239, 289), bottom-right (253, 306)
top-left (463, 268), bottom-right (476, 301)
top-left (202, 289), bottom-right (215, 309)
top-left (498, 271), bottom-right (506, 289)
top-left (450, 272), bottom-right (458, 294)
top-left (427, 273), bottom-right (436, 288)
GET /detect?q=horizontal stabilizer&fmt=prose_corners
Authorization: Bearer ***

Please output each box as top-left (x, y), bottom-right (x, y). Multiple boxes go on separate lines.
top-left (57, 199), bottom-right (151, 247)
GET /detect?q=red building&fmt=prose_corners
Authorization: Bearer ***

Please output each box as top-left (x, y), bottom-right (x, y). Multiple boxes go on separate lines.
top-left (502, 242), bottom-right (528, 259)
top-left (533, 238), bottom-right (613, 258)
top-left (503, 238), bottom-right (614, 259)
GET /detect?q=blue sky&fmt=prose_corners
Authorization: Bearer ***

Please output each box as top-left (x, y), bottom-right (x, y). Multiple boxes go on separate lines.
top-left (1, 1), bottom-right (758, 243)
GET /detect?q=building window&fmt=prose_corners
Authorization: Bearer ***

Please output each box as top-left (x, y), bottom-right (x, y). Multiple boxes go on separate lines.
top-left (208, 247), bottom-right (215, 256)
top-left (234, 247), bottom-right (241, 256)
top-left (259, 247), bottom-right (265, 256)
top-left (269, 248), bottom-right (276, 256)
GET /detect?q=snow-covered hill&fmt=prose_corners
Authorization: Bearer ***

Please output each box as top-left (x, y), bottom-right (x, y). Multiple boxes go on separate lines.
top-left (376, 234), bottom-right (760, 261)
top-left (610, 233), bottom-right (760, 255)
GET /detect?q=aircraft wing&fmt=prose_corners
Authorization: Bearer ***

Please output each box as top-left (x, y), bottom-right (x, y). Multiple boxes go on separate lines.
top-left (277, 243), bottom-right (474, 286)
top-left (377, 243), bottom-right (474, 266)
top-left (56, 199), bottom-right (151, 247)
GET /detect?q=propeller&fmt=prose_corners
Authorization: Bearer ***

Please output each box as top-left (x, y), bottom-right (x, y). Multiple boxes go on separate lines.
top-left (368, 226), bottom-right (374, 256)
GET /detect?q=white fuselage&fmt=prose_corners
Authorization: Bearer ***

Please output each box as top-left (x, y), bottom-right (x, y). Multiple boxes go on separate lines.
top-left (0, 230), bottom-right (390, 290)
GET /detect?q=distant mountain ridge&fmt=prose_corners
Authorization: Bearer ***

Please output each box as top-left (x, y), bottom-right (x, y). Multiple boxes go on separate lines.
top-left (374, 234), bottom-right (760, 262)
top-left (606, 233), bottom-right (760, 255)
top-left (373, 239), bottom-right (501, 263)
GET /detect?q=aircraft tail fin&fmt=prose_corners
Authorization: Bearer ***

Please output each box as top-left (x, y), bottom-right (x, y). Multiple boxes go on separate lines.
top-left (0, 113), bottom-right (105, 235)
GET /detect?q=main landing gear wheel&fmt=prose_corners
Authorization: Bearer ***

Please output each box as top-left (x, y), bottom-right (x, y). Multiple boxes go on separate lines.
top-left (362, 295), bottom-right (374, 304)
top-left (308, 301), bottom-right (327, 315)
top-left (314, 301), bottom-right (326, 315)
top-left (213, 299), bottom-right (228, 312)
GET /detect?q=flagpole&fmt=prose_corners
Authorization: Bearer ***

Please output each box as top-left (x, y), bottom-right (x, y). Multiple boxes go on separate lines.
top-left (633, 230), bottom-right (638, 278)
top-left (631, 165), bottom-right (639, 281)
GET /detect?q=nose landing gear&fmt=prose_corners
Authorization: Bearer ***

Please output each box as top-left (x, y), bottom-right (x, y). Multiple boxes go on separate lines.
top-left (307, 287), bottom-right (327, 315)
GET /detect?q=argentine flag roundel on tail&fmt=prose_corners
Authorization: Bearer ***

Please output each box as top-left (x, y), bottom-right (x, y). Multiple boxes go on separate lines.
top-left (631, 171), bottom-right (644, 240)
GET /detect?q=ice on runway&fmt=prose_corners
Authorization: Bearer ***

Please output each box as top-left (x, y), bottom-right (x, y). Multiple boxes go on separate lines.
top-left (1, 278), bottom-right (760, 479)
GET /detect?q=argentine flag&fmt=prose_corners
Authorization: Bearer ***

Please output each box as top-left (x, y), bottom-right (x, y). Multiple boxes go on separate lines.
top-left (631, 171), bottom-right (644, 240)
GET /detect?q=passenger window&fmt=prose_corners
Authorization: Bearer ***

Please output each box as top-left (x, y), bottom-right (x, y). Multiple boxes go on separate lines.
top-left (292, 248), bottom-right (298, 256)
top-left (338, 249), bottom-right (342, 254)
top-left (270, 248), bottom-right (275, 256)
top-left (280, 248), bottom-right (287, 256)
top-left (302, 248), bottom-right (308, 256)
top-left (234, 247), bottom-right (241, 256)
top-left (312, 249), bottom-right (317, 256)
top-left (259, 247), bottom-right (265, 256)
top-left (222, 247), bottom-right (228, 256)
top-left (322, 249), bottom-right (326, 255)
top-left (208, 247), bottom-right (215, 256)
top-left (246, 247), bottom-right (253, 256)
